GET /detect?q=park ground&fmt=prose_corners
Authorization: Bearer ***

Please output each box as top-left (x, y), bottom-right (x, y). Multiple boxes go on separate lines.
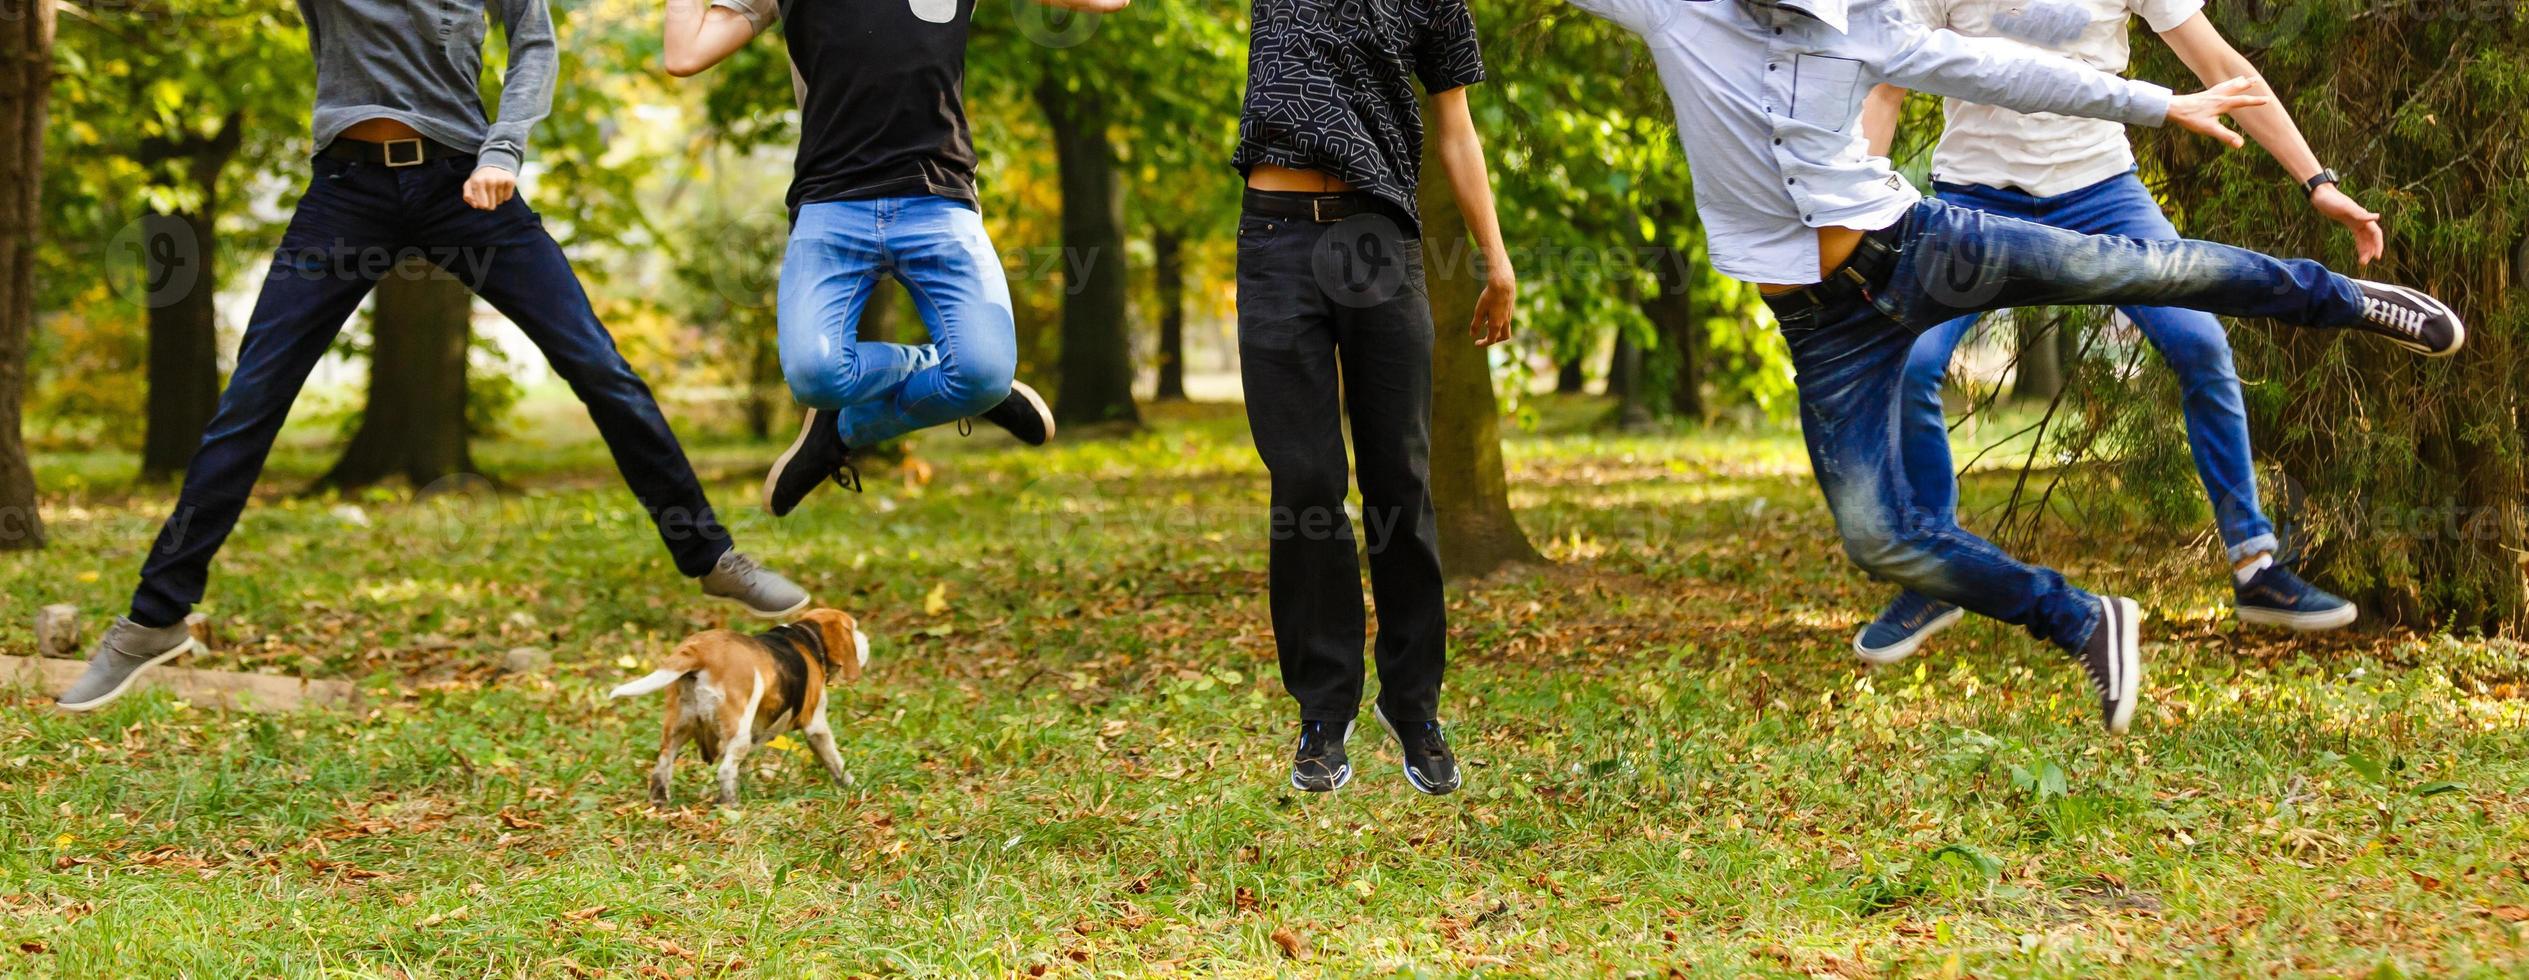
top-left (3, 394), bottom-right (2527, 976)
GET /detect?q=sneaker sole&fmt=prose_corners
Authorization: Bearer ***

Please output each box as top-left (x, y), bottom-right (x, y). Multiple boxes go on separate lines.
top-left (1372, 704), bottom-right (1460, 795)
top-left (2102, 596), bottom-right (2143, 735)
top-left (715, 591), bottom-right (813, 622)
top-left (1289, 721), bottom-right (1354, 793)
top-left (1007, 381), bottom-right (1056, 446)
top-left (762, 410), bottom-right (821, 517)
top-left (2238, 602), bottom-right (2359, 632)
top-left (56, 637), bottom-right (206, 714)
top-left (2372, 282), bottom-right (2466, 358)
top-left (1852, 607), bottom-right (1967, 666)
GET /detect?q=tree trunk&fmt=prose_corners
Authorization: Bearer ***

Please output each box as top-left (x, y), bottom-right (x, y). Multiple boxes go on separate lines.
top-left (1416, 105), bottom-right (1542, 578)
top-left (2008, 311), bottom-right (2064, 404)
top-left (1606, 330), bottom-right (1654, 430)
top-left (0, 0), bottom-right (53, 550)
top-left (1555, 355), bottom-right (1586, 394)
top-left (316, 259), bottom-right (479, 491)
top-left (1153, 227), bottom-right (1188, 402)
top-left (1642, 240), bottom-right (1704, 421)
top-left (1035, 73), bottom-right (1140, 429)
top-left (136, 118), bottom-right (242, 482)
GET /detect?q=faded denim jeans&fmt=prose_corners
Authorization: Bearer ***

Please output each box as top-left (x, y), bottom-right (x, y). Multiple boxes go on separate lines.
top-left (1907, 170), bottom-right (2279, 564)
top-left (1771, 197), bottom-right (2366, 651)
top-left (777, 195), bottom-right (1017, 448)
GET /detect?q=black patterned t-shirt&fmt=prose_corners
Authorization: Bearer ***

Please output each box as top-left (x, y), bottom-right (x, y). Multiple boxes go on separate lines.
top-left (1233, 0), bottom-right (1488, 233)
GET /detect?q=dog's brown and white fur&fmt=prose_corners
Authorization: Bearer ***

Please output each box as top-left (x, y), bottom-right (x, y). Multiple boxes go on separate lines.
top-left (609, 608), bottom-right (870, 807)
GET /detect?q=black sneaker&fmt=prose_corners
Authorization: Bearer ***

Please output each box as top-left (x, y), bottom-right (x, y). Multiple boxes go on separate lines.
top-left (1289, 720), bottom-right (1353, 793)
top-left (1373, 703), bottom-right (1462, 795)
top-left (974, 380), bottom-right (1056, 447)
top-left (762, 409), bottom-right (860, 518)
top-left (2349, 280), bottom-right (2464, 357)
top-left (2072, 596), bottom-right (2144, 734)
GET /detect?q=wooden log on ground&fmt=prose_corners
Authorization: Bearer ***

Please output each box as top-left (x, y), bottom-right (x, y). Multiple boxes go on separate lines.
top-left (0, 656), bottom-right (358, 713)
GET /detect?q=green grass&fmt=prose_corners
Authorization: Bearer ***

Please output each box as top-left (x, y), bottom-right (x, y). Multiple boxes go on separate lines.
top-left (4, 396), bottom-right (2526, 976)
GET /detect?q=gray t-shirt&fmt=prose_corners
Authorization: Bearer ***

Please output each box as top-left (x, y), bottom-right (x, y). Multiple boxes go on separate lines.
top-left (298, 0), bottom-right (557, 175)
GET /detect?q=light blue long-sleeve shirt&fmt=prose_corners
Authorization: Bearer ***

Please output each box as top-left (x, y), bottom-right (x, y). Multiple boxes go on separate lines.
top-left (1568, 0), bottom-right (2173, 284)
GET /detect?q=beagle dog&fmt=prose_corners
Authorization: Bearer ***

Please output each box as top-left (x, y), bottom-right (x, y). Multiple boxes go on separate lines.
top-left (608, 608), bottom-right (870, 807)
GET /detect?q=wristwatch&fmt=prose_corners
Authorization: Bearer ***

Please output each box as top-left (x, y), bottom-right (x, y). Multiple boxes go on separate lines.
top-left (2304, 168), bottom-right (2342, 198)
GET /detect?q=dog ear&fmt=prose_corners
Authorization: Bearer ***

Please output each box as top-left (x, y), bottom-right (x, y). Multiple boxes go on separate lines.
top-left (806, 609), bottom-right (863, 681)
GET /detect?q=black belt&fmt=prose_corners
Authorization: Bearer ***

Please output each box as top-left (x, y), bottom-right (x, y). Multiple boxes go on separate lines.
top-left (320, 137), bottom-right (472, 168)
top-left (1762, 226), bottom-right (1904, 314)
top-left (1242, 189), bottom-right (1388, 224)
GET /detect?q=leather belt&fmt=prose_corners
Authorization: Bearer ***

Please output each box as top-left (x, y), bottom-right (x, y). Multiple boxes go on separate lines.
top-left (1762, 226), bottom-right (1905, 314)
top-left (320, 137), bottom-right (471, 168)
top-left (1242, 189), bottom-right (1388, 224)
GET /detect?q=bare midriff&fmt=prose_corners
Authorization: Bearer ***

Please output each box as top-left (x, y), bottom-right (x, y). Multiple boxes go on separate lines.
top-left (339, 117), bottom-right (426, 142)
top-left (1246, 163), bottom-right (1355, 193)
top-left (1756, 226), bottom-right (1869, 296)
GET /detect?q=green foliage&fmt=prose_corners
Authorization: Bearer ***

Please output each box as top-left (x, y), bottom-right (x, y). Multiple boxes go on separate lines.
top-left (2135, 2), bottom-right (2529, 629)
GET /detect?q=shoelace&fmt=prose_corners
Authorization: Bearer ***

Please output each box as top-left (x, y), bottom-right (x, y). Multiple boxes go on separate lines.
top-left (1410, 722), bottom-right (1449, 756)
top-left (827, 458), bottom-right (864, 494)
top-left (2363, 295), bottom-right (2426, 338)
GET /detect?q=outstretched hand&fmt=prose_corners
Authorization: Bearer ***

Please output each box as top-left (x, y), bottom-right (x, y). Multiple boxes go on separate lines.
top-left (2165, 75), bottom-right (2270, 149)
top-left (462, 167), bottom-right (518, 211)
top-left (2312, 184), bottom-right (2385, 266)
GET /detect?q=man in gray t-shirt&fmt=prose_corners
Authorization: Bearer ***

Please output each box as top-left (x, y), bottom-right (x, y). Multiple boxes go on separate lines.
top-left (58, 0), bottom-right (812, 713)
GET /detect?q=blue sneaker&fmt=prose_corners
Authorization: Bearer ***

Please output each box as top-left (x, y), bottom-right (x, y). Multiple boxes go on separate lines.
top-left (2235, 564), bottom-right (2358, 631)
top-left (1853, 591), bottom-right (1966, 665)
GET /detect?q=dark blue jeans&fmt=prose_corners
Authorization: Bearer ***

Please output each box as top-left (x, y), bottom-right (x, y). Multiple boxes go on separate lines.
top-left (129, 156), bottom-right (733, 627)
top-left (1909, 171), bottom-right (2277, 562)
top-left (1772, 197), bottom-right (2364, 652)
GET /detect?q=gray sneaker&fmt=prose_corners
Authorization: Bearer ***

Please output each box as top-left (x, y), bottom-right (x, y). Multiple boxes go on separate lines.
top-left (57, 617), bottom-right (204, 713)
top-left (700, 551), bottom-right (811, 620)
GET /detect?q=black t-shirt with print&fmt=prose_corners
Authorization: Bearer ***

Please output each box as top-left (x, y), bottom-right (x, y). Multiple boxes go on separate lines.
top-left (1233, 0), bottom-right (1488, 233)
top-left (778, 0), bottom-right (980, 213)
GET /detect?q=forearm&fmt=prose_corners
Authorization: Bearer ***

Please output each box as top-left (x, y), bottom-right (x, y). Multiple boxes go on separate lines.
top-left (481, 0), bottom-right (558, 174)
top-left (663, 0), bottom-right (763, 77)
top-left (1437, 131), bottom-right (1512, 282)
top-left (1861, 84), bottom-right (1906, 158)
top-left (2178, 61), bottom-right (2320, 181)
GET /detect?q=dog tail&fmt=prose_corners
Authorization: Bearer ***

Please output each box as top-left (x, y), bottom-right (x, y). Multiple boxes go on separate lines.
top-left (608, 647), bottom-right (701, 700)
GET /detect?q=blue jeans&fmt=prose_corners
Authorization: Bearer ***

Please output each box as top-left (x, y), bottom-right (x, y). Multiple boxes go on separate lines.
top-left (131, 155), bottom-right (733, 627)
top-left (1770, 197), bottom-right (2364, 651)
top-left (1909, 171), bottom-right (2277, 562)
top-left (777, 196), bottom-right (1016, 447)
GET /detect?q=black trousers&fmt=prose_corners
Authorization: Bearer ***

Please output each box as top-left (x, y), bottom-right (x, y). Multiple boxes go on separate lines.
top-left (1234, 192), bottom-right (1447, 725)
top-left (129, 155), bottom-right (733, 627)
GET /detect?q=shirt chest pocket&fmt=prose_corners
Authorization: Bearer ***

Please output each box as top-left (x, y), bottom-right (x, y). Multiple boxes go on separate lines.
top-left (1789, 54), bottom-right (1865, 133)
top-left (439, 0), bottom-right (487, 43)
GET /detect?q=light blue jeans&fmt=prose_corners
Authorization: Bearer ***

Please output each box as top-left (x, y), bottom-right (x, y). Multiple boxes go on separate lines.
top-left (1909, 171), bottom-right (2279, 562)
top-left (778, 195), bottom-right (1016, 447)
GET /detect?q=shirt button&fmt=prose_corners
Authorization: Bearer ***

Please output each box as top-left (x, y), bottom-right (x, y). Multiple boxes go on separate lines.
top-left (1786, 178), bottom-right (1797, 185)
top-left (1774, 138), bottom-right (1783, 145)
top-left (1775, 27), bottom-right (1784, 34)
top-left (1768, 64), bottom-right (1778, 71)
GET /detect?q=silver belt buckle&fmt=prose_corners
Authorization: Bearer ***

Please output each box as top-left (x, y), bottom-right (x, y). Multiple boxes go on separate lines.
top-left (382, 138), bottom-right (425, 167)
top-left (1311, 197), bottom-right (1337, 223)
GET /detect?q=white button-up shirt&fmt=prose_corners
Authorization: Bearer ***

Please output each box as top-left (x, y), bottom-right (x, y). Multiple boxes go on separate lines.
top-left (1569, 0), bottom-right (2174, 284)
top-left (1912, 0), bottom-right (2202, 197)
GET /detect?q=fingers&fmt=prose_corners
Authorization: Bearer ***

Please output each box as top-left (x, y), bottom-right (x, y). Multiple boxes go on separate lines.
top-left (2215, 94), bottom-right (2271, 114)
